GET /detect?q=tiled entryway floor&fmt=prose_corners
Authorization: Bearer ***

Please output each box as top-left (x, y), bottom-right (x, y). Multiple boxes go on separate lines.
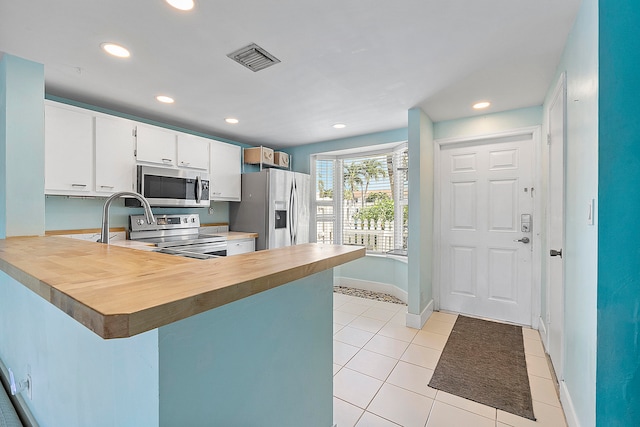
top-left (333, 292), bottom-right (568, 427)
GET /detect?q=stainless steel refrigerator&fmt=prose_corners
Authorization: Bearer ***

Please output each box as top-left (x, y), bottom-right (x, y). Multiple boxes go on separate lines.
top-left (229, 169), bottom-right (310, 250)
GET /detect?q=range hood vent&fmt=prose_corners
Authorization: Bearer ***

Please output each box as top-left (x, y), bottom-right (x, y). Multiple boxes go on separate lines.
top-left (227, 43), bottom-right (281, 72)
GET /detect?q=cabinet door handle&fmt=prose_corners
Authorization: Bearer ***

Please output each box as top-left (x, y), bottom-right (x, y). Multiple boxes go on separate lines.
top-left (71, 184), bottom-right (87, 187)
top-left (100, 185), bottom-right (114, 189)
top-left (162, 158), bottom-right (173, 163)
top-left (180, 161), bottom-right (190, 166)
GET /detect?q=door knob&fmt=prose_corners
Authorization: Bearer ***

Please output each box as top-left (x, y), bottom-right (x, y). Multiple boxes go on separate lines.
top-left (515, 237), bottom-right (530, 244)
top-left (550, 249), bottom-right (563, 258)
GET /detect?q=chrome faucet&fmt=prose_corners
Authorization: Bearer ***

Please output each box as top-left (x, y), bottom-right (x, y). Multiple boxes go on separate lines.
top-left (100, 191), bottom-right (155, 244)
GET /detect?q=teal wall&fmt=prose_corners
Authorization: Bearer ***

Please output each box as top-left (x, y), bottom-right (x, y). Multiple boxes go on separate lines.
top-left (45, 196), bottom-right (229, 230)
top-left (541, 0), bottom-right (599, 425)
top-left (46, 95), bottom-right (249, 148)
top-left (0, 54), bottom-right (45, 237)
top-left (0, 271), bottom-right (160, 427)
top-left (159, 270), bottom-right (333, 426)
top-left (597, 0), bottom-right (640, 424)
top-left (407, 108), bottom-right (434, 319)
top-left (0, 268), bottom-right (334, 427)
top-left (433, 106), bottom-right (543, 140)
top-left (335, 255), bottom-right (408, 293)
top-left (284, 128), bottom-right (408, 174)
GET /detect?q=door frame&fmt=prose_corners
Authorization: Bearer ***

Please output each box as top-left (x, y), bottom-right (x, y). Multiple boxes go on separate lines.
top-left (433, 126), bottom-right (543, 327)
top-left (543, 71), bottom-right (567, 378)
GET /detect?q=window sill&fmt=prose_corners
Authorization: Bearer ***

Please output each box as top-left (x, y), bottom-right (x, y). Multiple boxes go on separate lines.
top-left (364, 250), bottom-right (408, 263)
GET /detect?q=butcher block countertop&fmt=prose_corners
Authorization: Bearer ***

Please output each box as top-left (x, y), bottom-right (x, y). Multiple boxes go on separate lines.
top-left (0, 236), bottom-right (364, 339)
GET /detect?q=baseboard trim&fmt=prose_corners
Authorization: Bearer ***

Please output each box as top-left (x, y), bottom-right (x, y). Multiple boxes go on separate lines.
top-left (406, 299), bottom-right (433, 329)
top-left (560, 380), bottom-right (581, 427)
top-left (334, 277), bottom-right (407, 304)
top-left (0, 357), bottom-right (38, 427)
top-left (538, 316), bottom-right (549, 352)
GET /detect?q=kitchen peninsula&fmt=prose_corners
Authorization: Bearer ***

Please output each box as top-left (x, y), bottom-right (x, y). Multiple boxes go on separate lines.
top-left (0, 237), bottom-right (364, 427)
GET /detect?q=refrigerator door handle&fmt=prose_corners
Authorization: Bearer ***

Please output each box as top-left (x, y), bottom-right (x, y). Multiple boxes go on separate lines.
top-left (289, 178), bottom-right (299, 245)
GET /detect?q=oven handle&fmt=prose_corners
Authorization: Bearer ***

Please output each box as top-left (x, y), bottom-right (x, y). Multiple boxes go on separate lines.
top-left (196, 175), bottom-right (202, 203)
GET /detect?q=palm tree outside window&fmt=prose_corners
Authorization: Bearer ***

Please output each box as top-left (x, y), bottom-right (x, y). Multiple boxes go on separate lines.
top-left (310, 143), bottom-right (408, 253)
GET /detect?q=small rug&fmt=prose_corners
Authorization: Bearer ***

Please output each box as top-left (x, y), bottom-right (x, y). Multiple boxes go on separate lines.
top-left (428, 315), bottom-right (536, 420)
top-left (333, 286), bottom-right (405, 305)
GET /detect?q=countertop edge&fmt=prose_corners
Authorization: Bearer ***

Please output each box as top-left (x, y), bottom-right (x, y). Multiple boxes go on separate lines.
top-left (0, 237), bottom-right (364, 339)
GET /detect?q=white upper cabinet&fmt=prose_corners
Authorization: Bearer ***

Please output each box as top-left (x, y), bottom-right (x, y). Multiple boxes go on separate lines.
top-left (135, 124), bottom-right (177, 167)
top-left (45, 104), bottom-right (93, 194)
top-left (95, 116), bottom-right (135, 194)
top-left (177, 134), bottom-right (210, 170)
top-left (210, 140), bottom-right (241, 201)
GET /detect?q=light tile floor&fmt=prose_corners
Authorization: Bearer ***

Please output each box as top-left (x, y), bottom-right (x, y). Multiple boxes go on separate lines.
top-left (333, 292), bottom-right (568, 427)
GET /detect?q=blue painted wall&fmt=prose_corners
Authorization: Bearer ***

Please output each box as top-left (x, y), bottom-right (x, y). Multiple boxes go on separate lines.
top-left (0, 268), bottom-right (335, 427)
top-left (159, 271), bottom-right (333, 427)
top-left (335, 255), bottom-right (408, 293)
top-left (0, 271), bottom-right (160, 427)
top-left (284, 128), bottom-right (408, 174)
top-left (539, 0), bottom-right (599, 425)
top-left (45, 196), bottom-right (229, 230)
top-left (434, 106), bottom-right (542, 140)
top-left (0, 54), bottom-right (45, 237)
top-left (407, 108), bottom-right (434, 321)
top-left (597, 0), bottom-right (640, 424)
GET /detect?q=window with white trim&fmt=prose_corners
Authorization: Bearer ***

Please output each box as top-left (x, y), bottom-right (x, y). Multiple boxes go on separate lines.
top-left (311, 143), bottom-right (408, 253)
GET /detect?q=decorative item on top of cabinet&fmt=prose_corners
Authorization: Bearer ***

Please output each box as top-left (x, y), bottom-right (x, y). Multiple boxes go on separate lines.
top-left (244, 146), bottom-right (274, 166)
top-left (273, 152), bottom-right (289, 168)
top-left (210, 140), bottom-right (241, 201)
top-left (243, 146), bottom-right (291, 171)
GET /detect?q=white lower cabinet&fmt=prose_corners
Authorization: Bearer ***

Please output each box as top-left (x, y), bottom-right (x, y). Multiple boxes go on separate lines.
top-left (226, 238), bottom-right (255, 256)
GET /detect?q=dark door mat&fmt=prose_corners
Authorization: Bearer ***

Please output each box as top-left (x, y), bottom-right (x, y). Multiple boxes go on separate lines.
top-left (428, 315), bottom-right (536, 421)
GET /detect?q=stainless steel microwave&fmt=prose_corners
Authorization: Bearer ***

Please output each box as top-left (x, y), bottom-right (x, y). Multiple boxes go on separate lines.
top-left (125, 165), bottom-right (210, 208)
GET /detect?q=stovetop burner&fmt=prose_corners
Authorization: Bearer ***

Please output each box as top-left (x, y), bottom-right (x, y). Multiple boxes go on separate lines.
top-left (129, 214), bottom-right (227, 258)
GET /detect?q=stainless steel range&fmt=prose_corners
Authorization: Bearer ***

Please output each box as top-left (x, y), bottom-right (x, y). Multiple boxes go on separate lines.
top-left (129, 213), bottom-right (227, 259)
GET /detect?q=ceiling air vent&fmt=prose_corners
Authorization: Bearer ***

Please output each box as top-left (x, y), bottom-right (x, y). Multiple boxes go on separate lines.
top-left (227, 43), bottom-right (281, 72)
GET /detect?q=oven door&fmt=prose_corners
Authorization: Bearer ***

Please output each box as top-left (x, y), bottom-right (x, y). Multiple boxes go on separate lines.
top-left (128, 166), bottom-right (210, 207)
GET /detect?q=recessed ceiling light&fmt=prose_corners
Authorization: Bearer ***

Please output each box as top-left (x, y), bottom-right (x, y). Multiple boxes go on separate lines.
top-left (100, 43), bottom-right (130, 58)
top-left (156, 95), bottom-right (175, 104)
top-left (166, 0), bottom-right (195, 11)
top-left (473, 101), bottom-right (491, 109)
top-left (332, 123), bottom-right (346, 129)
top-left (225, 118), bottom-right (239, 124)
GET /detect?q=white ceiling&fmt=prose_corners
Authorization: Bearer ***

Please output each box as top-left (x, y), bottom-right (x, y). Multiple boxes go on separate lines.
top-left (0, 0), bottom-right (581, 148)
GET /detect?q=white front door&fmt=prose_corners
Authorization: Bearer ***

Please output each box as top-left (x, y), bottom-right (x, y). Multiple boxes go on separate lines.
top-left (547, 75), bottom-right (566, 377)
top-left (439, 134), bottom-right (535, 325)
